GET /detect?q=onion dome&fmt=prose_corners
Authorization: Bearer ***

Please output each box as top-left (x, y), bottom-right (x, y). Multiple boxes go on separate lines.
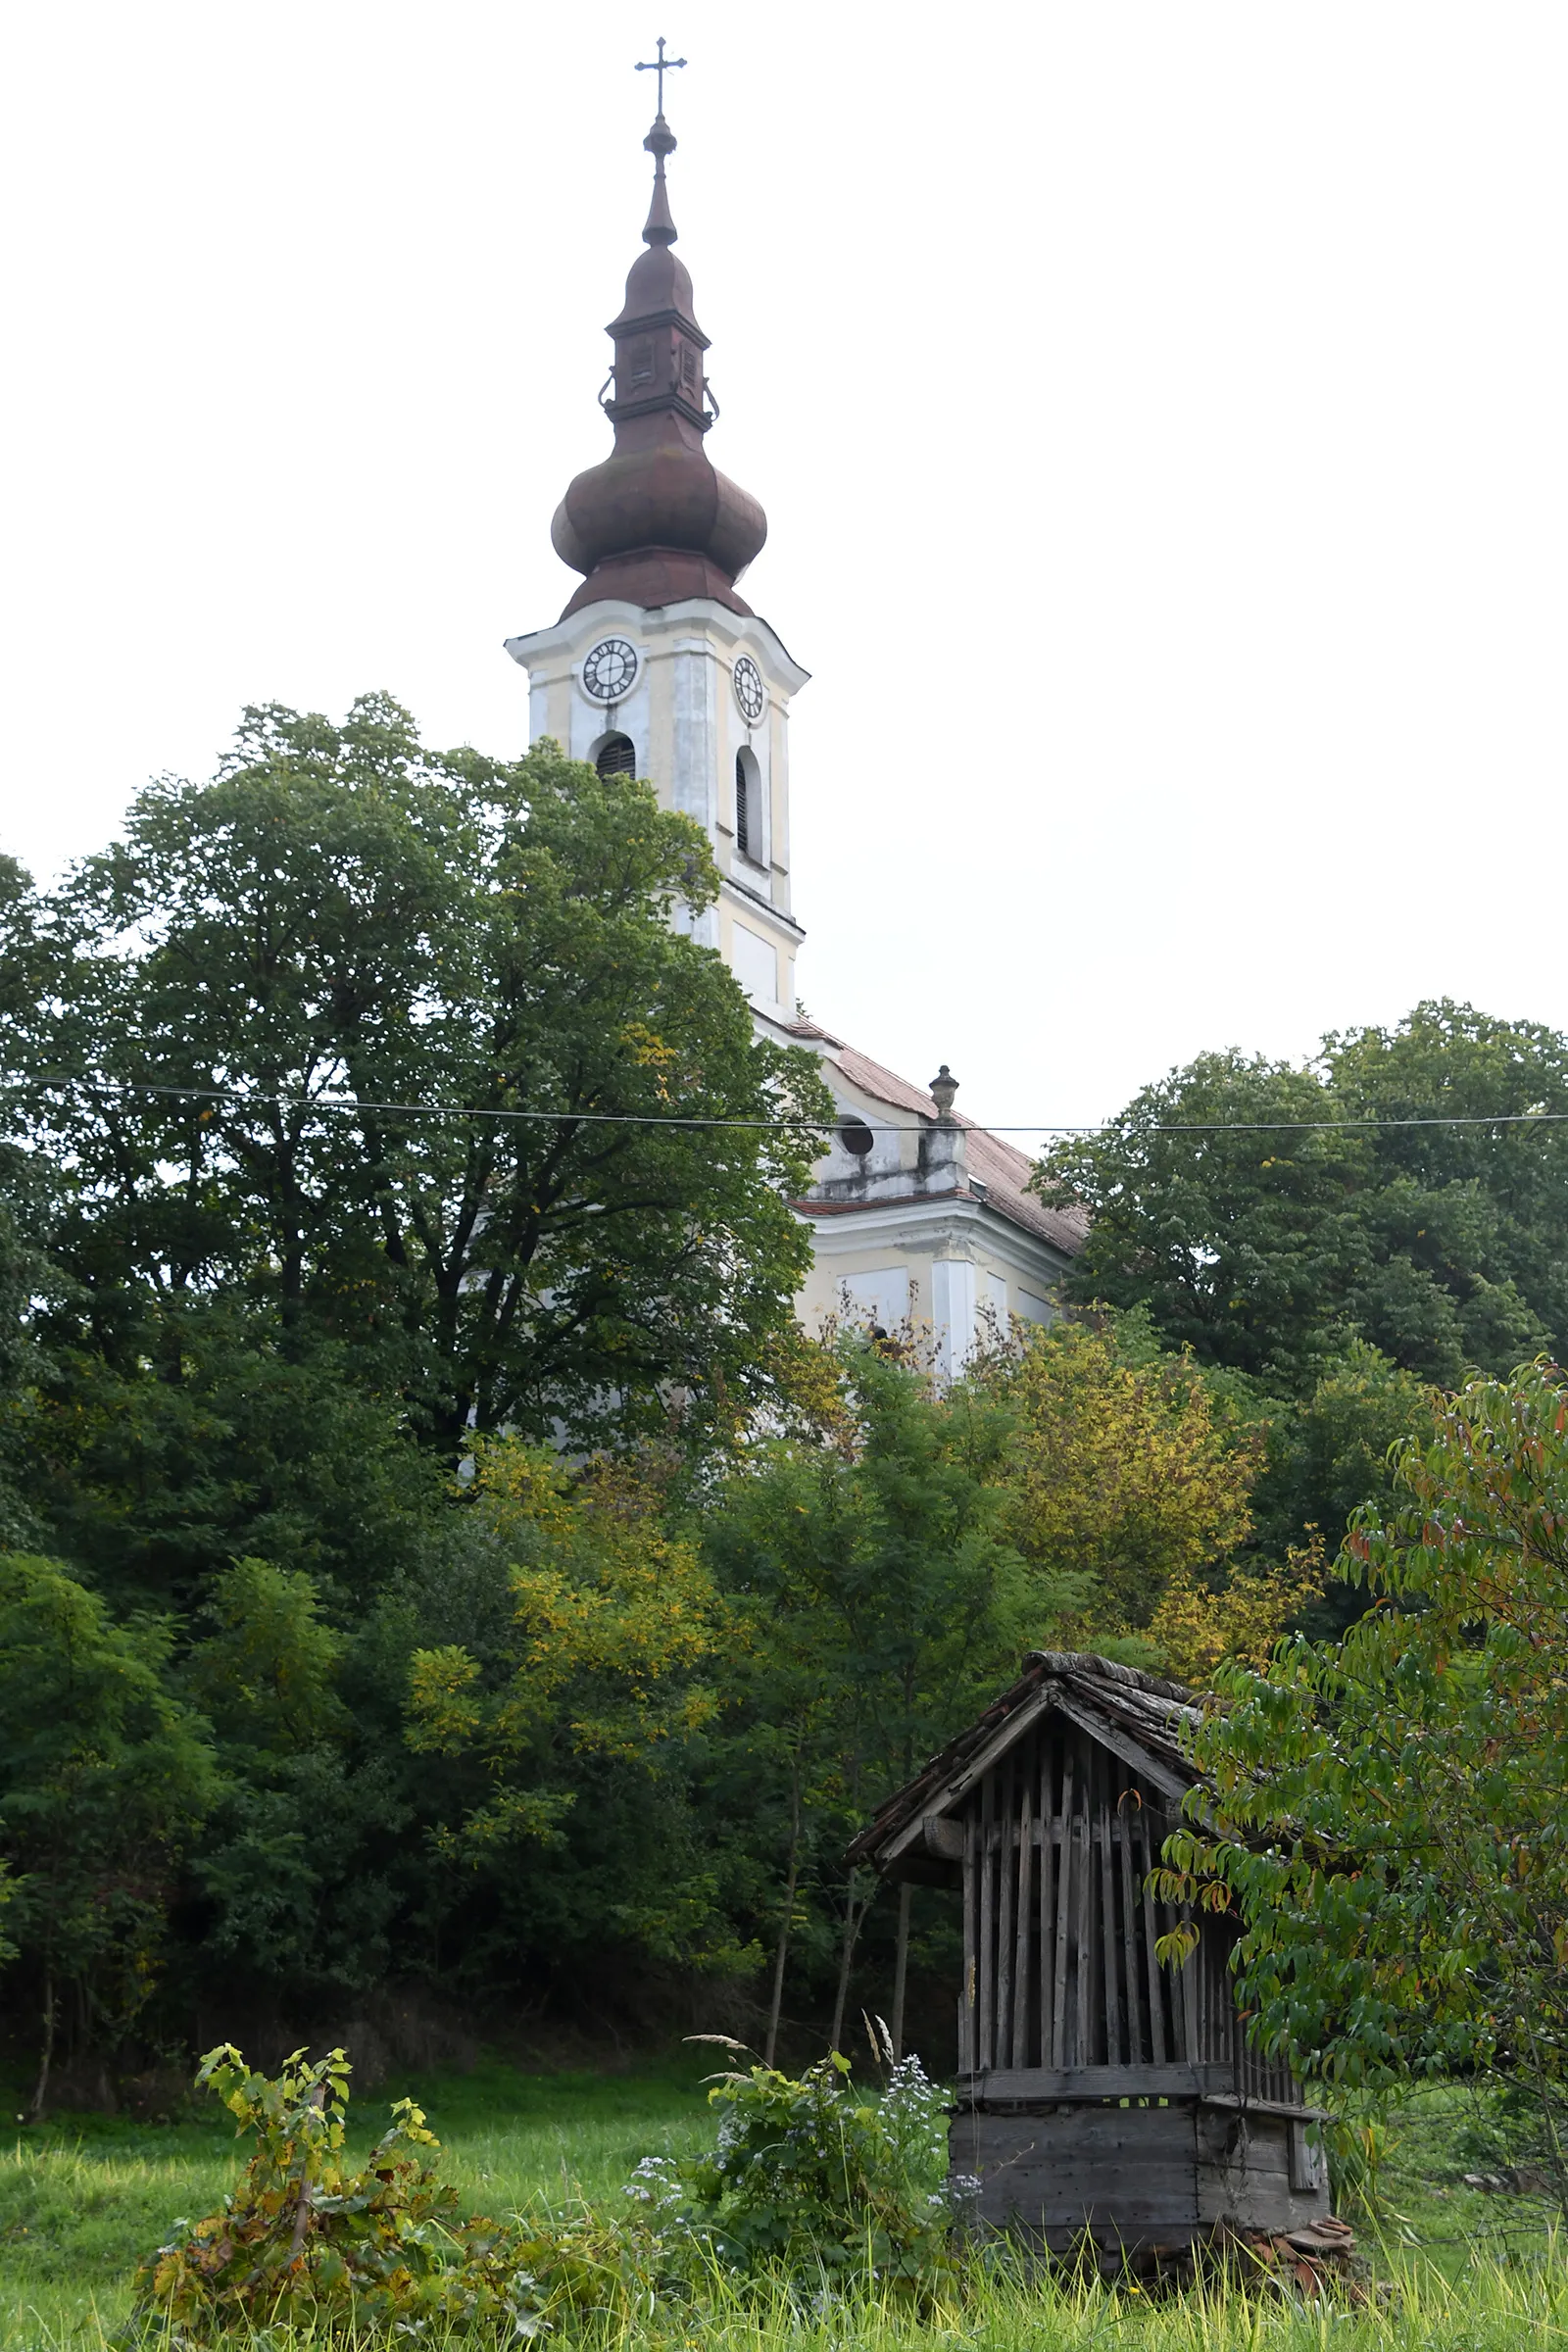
top-left (551, 109), bottom-right (766, 619)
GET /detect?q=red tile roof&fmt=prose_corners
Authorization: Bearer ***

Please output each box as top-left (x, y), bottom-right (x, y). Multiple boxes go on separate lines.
top-left (793, 1033), bottom-right (1088, 1258)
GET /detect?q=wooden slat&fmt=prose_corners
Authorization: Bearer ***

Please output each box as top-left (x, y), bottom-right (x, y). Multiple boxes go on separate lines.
top-left (959, 1805), bottom-right (977, 2074)
top-left (958, 2060), bottom-right (1220, 2101)
top-left (1116, 1781), bottom-right (1145, 2065)
top-left (1051, 1745), bottom-right (1074, 2068)
top-left (1071, 1739), bottom-right (1092, 2067)
top-left (1137, 1805), bottom-right (1167, 2066)
top-left (1012, 1738), bottom-right (1033, 2070)
top-left (1037, 1733), bottom-right (1054, 2076)
top-left (1180, 1904), bottom-right (1200, 2059)
top-left (1097, 1757), bottom-right (1122, 2065)
top-left (996, 1749), bottom-right (1015, 2068)
top-left (978, 1770), bottom-right (995, 2072)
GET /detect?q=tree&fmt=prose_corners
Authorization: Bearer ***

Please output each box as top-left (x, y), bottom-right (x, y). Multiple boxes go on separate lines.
top-left (1036, 1005), bottom-right (1568, 1397)
top-left (12, 697), bottom-right (829, 1458)
top-left (404, 1438), bottom-right (744, 1989)
top-left (1160, 1362), bottom-right (1568, 2204)
top-left (698, 1343), bottom-right (1064, 2058)
top-left (968, 1317), bottom-right (1260, 1644)
top-left (0, 1553), bottom-right (217, 2108)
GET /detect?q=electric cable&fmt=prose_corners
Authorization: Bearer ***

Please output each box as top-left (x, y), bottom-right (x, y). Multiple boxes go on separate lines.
top-left (6, 1075), bottom-right (1568, 1138)
top-left (9, 1077), bottom-right (1568, 1138)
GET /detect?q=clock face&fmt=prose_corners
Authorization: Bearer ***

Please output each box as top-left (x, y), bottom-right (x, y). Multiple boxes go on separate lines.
top-left (732, 655), bottom-right (765, 726)
top-left (581, 637), bottom-right (639, 703)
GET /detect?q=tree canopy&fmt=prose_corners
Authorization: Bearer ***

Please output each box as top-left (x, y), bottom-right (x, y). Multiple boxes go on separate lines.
top-left (1162, 1361), bottom-right (1568, 2200)
top-left (1036, 1004), bottom-right (1567, 1394)
top-left (6, 696), bottom-right (829, 1468)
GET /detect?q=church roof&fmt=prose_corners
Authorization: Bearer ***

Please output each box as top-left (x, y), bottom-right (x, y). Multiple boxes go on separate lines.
top-left (785, 1023), bottom-right (1089, 1258)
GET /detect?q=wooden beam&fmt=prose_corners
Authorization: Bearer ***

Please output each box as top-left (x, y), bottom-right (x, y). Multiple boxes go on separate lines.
top-left (1037, 1734), bottom-right (1054, 2078)
top-left (1097, 1755), bottom-right (1122, 2066)
top-left (996, 1750), bottom-right (1015, 2070)
top-left (957, 2060), bottom-right (1227, 2103)
top-left (1071, 1739), bottom-right (1092, 2068)
top-left (1049, 1690), bottom-right (1193, 1807)
top-left (1051, 1746), bottom-right (1073, 2069)
top-left (959, 1806), bottom-right (977, 2075)
top-left (1012, 1745), bottom-right (1033, 2070)
top-left (1137, 1803), bottom-right (1167, 2068)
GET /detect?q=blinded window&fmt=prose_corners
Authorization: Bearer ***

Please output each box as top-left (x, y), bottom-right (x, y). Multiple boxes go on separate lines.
top-left (734, 749), bottom-right (751, 857)
top-left (596, 734), bottom-right (636, 778)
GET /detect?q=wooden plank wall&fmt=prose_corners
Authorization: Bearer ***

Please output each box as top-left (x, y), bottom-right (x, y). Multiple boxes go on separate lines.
top-left (957, 1717), bottom-right (1301, 2103)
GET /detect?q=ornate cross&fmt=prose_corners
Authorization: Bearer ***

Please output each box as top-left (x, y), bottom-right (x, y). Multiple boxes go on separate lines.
top-left (635, 35), bottom-right (686, 114)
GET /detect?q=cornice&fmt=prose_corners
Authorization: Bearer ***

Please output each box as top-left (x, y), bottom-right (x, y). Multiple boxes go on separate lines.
top-left (506, 600), bottom-right (809, 692)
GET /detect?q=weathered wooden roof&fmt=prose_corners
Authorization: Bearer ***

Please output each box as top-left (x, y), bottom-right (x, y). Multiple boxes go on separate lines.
top-left (846, 1650), bottom-right (1201, 1875)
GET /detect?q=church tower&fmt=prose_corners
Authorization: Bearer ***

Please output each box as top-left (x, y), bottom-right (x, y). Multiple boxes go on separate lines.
top-left (505, 75), bottom-right (808, 1028)
top-left (508, 56), bottom-right (1088, 1370)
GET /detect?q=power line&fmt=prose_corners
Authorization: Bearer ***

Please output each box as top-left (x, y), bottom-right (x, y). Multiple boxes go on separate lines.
top-left (9, 1075), bottom-right (1568, 1138)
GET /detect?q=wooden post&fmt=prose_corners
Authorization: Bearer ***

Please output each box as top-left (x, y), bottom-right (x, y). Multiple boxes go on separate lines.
top-left (979, 1768), bottom-right (996, 2072)
top-left (1097, 1759), bottom-right (1121, 2066)
top-left (829, 1870), bottom-right (869, 2055)
top-left (960, 1807), bottom-right (977, 2074)
top-left (1139, 1807), bottom-right (1167, 2066)
top-left (1117, 1780), bottom-right (1145, 2066)
top-left (1071, 1742), bottom-right (1092, 2067)
top-left (763, 1753), bottom-right (803, 2068)
top-left (1012, 1745), bottom-right (1033, 2070)
top-left (1051, 1746), bottom-right (1074, 2068)
top-left (996, 1751), bottom-right (1015, 2069)
top-left (1037, 1736), bottom-right (1055, 2076)
top-left (890, 1880), bottom-right (912, 2061)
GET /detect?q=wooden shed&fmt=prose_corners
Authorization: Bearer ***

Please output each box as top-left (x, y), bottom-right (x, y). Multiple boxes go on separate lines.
top-left (848, 1650), bottom-right (1331, 2255)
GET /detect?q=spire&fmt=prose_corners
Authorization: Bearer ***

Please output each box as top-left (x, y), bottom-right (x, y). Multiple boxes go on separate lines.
top-left (548, 54), bottom-right (767, 622)
top-left (642, 112), bottom-right (678, 247)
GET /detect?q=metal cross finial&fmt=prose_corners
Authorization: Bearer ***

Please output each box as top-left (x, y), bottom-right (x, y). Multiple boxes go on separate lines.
top-left (635, 35), bottom-right (686, 115)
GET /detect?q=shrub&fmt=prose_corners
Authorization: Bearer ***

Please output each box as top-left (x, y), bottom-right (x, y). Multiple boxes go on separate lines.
top-left (637, 2034), bottom-right (954, 2294)
top-left (128, 2044), bottom-right (576, 2340)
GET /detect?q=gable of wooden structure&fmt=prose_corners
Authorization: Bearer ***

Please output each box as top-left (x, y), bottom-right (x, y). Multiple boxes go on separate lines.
top-left (848, 1650), bottom-right (1307, 2117)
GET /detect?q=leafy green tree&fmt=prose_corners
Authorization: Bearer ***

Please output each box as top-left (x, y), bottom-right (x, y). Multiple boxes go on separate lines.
top-left (404, 1438), bottom-right (746, 1994)
top-left (968, 1316), bottom-right (1258, 1642)
top-left (1037, 1004), bottom-right (1568, 1396)
top-left (22, 1304), bottom-right (451, 1618)
top-left (698, 1345), bottom-right (1059, 2056)
top-left (0, 1553), bottom-right (217, 2108)
top-left (1327, 1001), bottom-right (1568, 1363)
top-left (1250, 1341), bottom-right (1434, 1631)
top-left (14, 697), bottom-right (828, 1458)
top-left (1160, 1362), bottom-right (1568, 2205)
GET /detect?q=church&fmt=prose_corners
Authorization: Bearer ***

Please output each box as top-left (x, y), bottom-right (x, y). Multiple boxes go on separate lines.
top-left (506, 70), bottom-right (1084, 1369)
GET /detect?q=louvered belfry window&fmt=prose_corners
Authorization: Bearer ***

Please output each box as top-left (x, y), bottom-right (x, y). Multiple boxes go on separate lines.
top-left (734, 750), bottom-right (751, 858)
top-left (596, 733), bottom-right (636, 779)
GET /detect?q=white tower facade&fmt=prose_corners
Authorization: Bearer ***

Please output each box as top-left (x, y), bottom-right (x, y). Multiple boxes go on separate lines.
top-left (504, 599), bottom-right (808, 1024)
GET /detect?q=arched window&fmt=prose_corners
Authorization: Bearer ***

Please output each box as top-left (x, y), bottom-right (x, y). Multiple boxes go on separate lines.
top-left (596, 733), bottom-right (636, 778)
top-left (734, 745), bottom-right (761, 861)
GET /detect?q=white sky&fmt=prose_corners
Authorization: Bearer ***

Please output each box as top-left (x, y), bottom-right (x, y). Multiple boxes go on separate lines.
top-left (2, 3), bottom-right (1564, 1132)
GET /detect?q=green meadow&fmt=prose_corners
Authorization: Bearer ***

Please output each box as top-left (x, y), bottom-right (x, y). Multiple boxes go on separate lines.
top-left (2, 2058), bottom-right (1564, 2351)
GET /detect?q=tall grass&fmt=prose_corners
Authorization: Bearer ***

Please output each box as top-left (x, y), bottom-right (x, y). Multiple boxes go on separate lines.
top-left (4, 2060), bottom-right (1563, 2350)
top-left (11, 2246), bottom-right (1568, 2352)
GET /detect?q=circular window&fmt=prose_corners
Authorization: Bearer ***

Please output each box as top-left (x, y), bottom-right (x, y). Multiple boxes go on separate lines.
top-left (733, 655), bottom-right (765, 726)
top-left (839, 1115), bottom-right (875, 1157)
top-left (582, 638), bottom-right (639, 703)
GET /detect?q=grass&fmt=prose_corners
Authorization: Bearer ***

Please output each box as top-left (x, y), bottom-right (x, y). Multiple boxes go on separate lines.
top-left (1, 2054), bottom-right (1564, 2350)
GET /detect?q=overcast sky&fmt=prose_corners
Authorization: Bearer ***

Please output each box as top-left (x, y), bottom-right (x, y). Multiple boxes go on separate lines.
top-left (2, 3), bottom-right (1564, 1132)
